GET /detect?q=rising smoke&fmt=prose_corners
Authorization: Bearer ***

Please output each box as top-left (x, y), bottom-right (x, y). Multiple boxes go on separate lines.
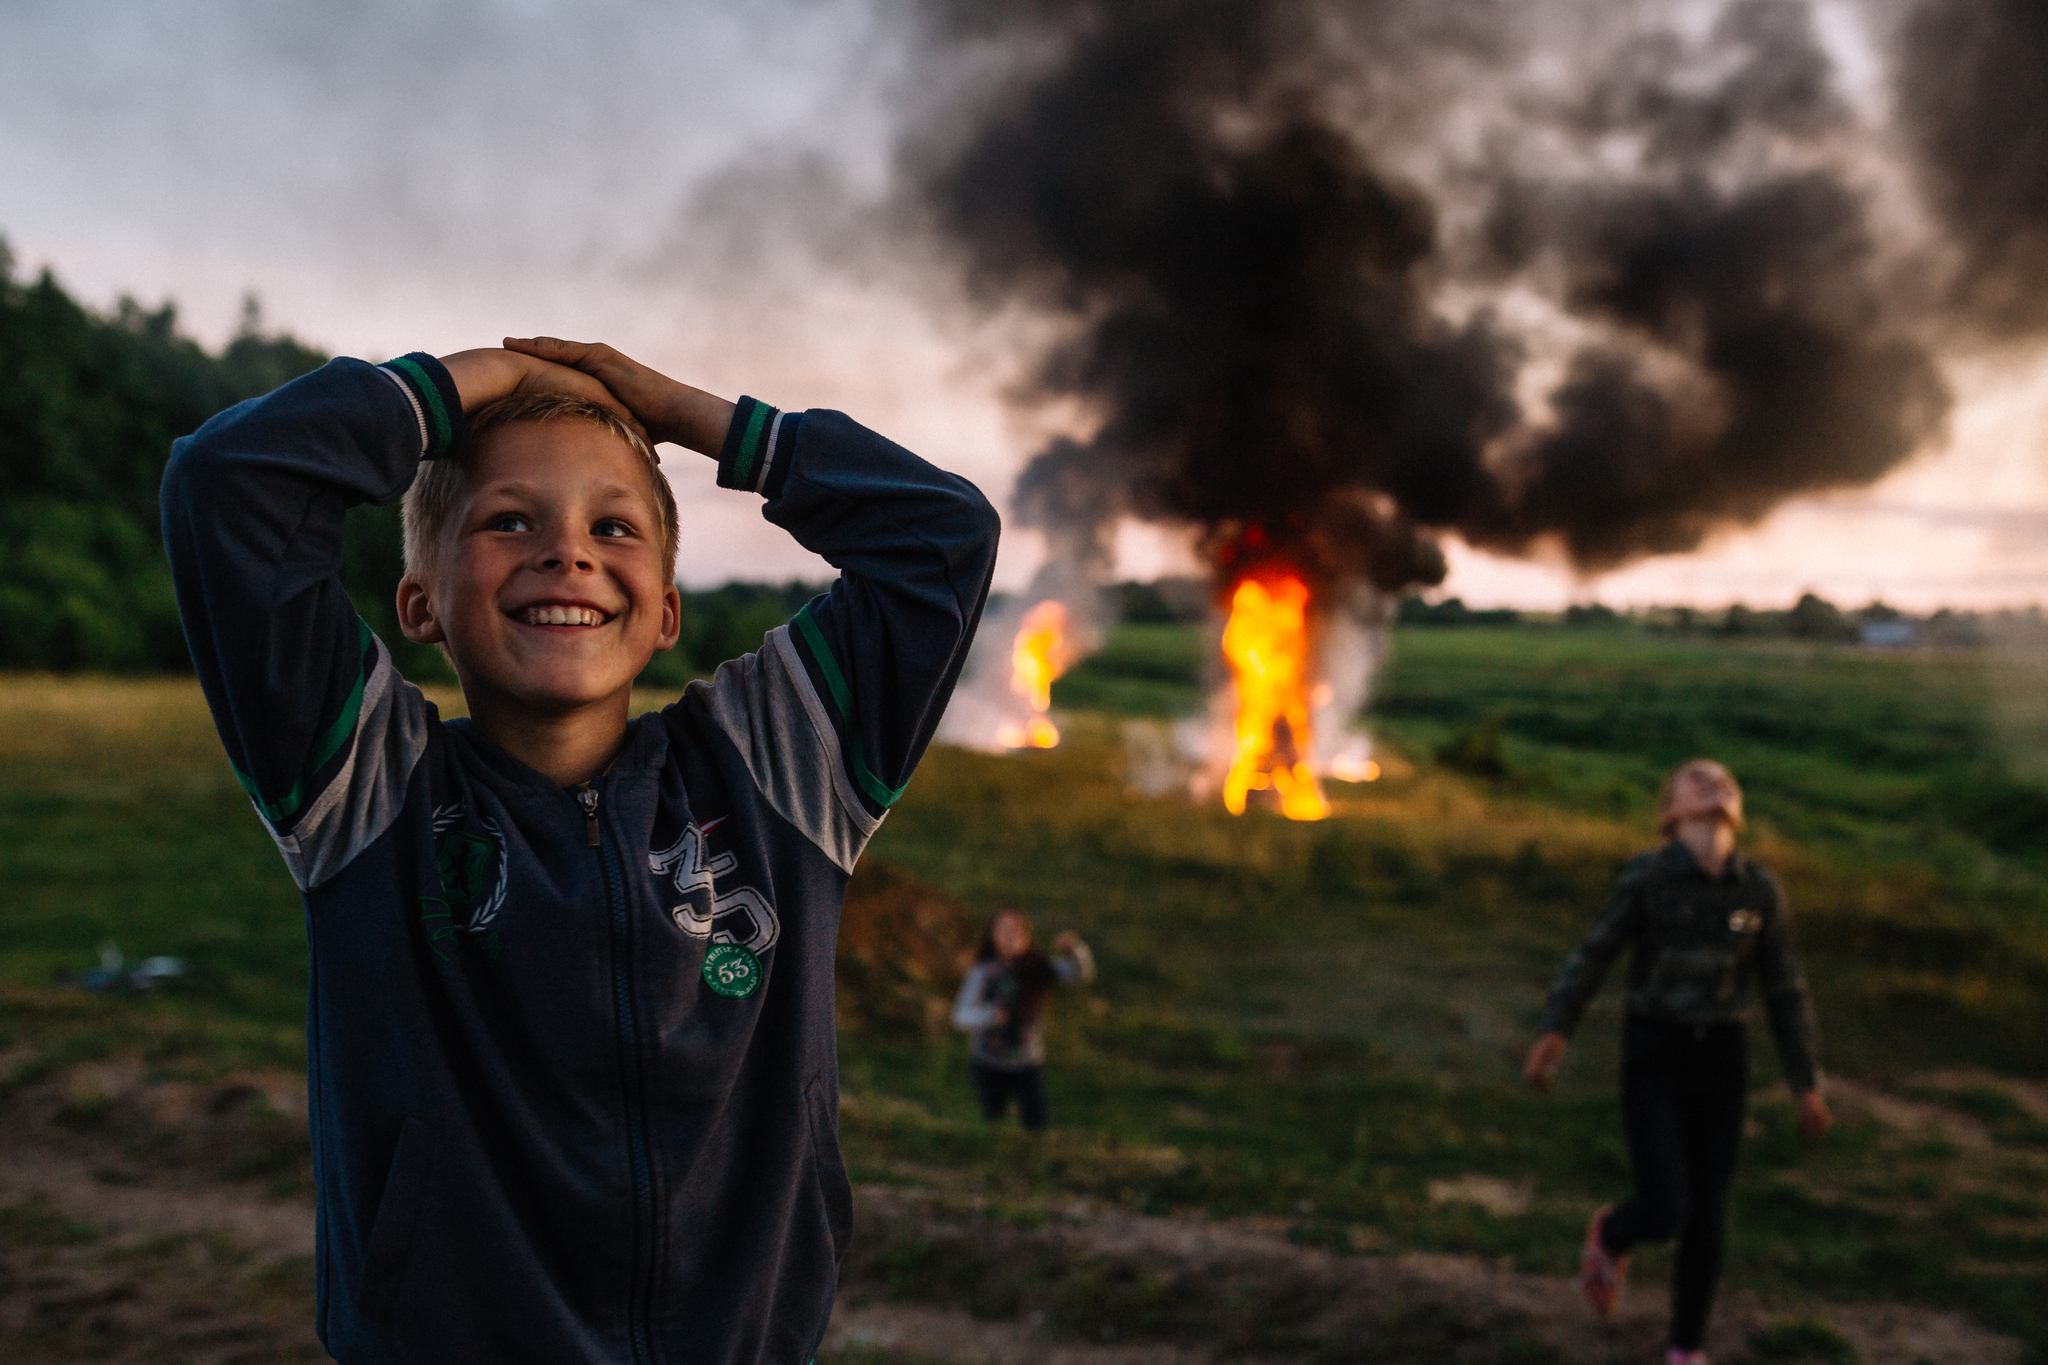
top-left (1893, 0), bottom-right (2048, 339)
top-left (897, 0), bottom-right (2043, 596)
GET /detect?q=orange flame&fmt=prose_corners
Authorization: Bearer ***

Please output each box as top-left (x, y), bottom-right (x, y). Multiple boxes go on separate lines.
top-left (1221, 572), bottom-right (1329, 820)
top-left (997, 600), bottom-right (1068, 750)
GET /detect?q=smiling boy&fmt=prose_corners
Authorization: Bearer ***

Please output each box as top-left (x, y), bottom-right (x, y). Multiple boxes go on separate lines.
top-left (163, 338), bottom-right (998, 1363)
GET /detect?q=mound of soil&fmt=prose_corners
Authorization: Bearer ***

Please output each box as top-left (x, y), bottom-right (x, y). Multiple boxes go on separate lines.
top-left (837, 859), bottom-right (978, 1040)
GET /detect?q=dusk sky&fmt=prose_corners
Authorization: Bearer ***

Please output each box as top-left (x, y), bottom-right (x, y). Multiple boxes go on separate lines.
top-left (4, 0), bottom-right (2044, 609)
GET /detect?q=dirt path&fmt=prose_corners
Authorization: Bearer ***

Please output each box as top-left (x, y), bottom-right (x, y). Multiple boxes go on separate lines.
top-left (0, 1065), bottom-right (2025, 1365)
top-left (0, 1146), bottom-right (314, 1263)
top-left (0, 1145), bottom-right (323, 1364)
top-left (839, 1186), bottom-right (2021, 1365)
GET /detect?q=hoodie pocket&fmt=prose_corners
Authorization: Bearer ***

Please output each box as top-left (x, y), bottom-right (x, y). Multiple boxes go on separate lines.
top-left (805, 1077), bottom-right (852, 1262)
top-left (357, 1117), bottom-right (437, 1325)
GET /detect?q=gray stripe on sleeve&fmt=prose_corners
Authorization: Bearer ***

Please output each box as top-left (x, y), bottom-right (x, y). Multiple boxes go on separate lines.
top-left (690, 625), bottom-right (880, 873)
top-left (374, 364), bottom-right (429, 455)
top-left (270, 636), bottom-right (433, 890)
top-left (753, 410), bottom-right (785, 493)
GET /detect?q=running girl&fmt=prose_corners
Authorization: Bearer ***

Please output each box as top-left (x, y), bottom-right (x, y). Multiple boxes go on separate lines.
top-left (1523, 758), bottom-right (1832, 1365)
top-left (952, 909), bottom-right (1095, 1130)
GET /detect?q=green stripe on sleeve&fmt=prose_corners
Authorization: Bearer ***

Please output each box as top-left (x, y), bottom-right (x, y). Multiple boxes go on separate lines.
top-left (731, 401), bottom-right (771, 489)
top-left (302, 618), bottom-right (377, 773)
top-left (847, 732), bottom-right (909, 809)
top-left (791, 606), bottom-right (852, 720)
top-left (388, 356), bottom-right (454, 452)
top-left (791, 606), bottom-right (909, 809)
top-left (232, 619), bottom-right (376, 825)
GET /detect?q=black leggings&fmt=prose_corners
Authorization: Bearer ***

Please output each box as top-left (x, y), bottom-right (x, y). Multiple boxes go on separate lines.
top-left (1599, 1018), bottom-right (1748, 1352)
top-left (972, 1063), bottom-right (1049, 1130)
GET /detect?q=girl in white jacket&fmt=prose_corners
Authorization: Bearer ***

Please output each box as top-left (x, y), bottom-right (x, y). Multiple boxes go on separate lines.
top-left (952, 909), bottom-right (1095, 1130)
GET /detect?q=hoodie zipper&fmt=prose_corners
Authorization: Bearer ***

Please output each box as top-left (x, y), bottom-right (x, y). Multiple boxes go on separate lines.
top-left (579, 782), bottom-right (656, 1365)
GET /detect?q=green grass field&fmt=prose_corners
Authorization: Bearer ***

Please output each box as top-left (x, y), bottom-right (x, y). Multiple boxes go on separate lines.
top-left (3, 624), bottom-right (2046, 1359)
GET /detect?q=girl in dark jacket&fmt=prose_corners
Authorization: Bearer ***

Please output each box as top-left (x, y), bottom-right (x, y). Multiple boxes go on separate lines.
top-left (952, 908), bottom-right (1095, 1130)
top-left (1523, 759), bottom-right (1832, 1365)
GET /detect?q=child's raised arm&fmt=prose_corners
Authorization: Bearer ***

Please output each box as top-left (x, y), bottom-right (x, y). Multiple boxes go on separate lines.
top-left (162, 348), bottom-right (627, 889)
top-left (507, 336), bottom-right (1002, 870)
top-left (1052, 931), bottom-right (1096, 985)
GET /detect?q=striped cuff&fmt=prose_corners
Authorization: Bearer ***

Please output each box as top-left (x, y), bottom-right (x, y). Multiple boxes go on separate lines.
top-left (376, 352), bottom-right (464, 459)
top-left (717, 396), bottom-right (802, 499)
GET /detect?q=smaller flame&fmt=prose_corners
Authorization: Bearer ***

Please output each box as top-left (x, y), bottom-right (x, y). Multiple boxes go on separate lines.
top-left (1221, 572), bottom-right (1329, 820)
top-left (997, 600), bottom-right (1069, 750)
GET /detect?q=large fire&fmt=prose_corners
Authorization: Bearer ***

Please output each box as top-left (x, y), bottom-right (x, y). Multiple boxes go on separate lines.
top-left (997, 599), bottom-right (1069, 750)
top-left (1220, 571), bottom-right (1330, 821)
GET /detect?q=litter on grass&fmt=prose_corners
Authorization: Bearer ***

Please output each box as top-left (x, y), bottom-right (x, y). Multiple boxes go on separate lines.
top-left (66, 942), bottom-right (186, 993)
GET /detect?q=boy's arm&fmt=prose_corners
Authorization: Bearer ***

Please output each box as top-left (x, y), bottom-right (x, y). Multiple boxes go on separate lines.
top-left (1754, 870), bottom-right (1823, 1095)
top-left (1537, 866), bottom-right (1647, 1038)
top-left (749, 403), bottom-right (999, 845)
top-left (505, 339), bottom-right (1003, 869)
top-left (717, 400), bottom-right (998, 869)
top-left (162, 348), bottom-right (621, 889)
top-left (162, 355), bottom-right (459, 889)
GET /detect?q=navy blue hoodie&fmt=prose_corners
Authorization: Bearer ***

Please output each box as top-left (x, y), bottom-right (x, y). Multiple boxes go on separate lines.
top-left (161, 354), bottom-right (999, 1364)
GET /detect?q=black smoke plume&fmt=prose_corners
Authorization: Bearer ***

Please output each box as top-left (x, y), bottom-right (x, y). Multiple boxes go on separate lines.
top-left (901, 0), bottom-right (1958, 591)
top-left (1894, 0), bottom-right (2048, 338)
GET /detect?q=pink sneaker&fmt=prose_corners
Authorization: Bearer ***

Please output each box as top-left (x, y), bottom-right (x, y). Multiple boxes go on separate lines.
top-left (1664, 1350), bottom-right (1709, 1365)
top-left (1578, 1207), bottom-right (1628, 1319)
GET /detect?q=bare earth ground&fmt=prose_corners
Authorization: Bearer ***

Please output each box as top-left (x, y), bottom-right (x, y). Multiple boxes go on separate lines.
top-left (0, 1062), bottom-right (2023, 1365)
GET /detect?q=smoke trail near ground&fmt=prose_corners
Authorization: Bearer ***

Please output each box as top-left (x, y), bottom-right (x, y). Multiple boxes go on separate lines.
top-left (894, 0), bottom-right (1998, 593)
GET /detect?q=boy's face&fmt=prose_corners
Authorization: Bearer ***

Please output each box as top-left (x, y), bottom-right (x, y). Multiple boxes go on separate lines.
top-left (1664, 762), bottom-right (1743, 831)
top-left (403, 420), bottom-right (680, 717)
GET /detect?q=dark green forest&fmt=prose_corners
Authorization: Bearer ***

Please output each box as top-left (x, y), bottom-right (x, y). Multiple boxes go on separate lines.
top-left (0, 248), bottom-right (822, 682)
top-left (0, 245), bottom-right (327, 671)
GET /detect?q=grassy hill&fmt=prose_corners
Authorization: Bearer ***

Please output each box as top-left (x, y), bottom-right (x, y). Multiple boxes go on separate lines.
top-left (2, 623), bottom-right (2045, 1356)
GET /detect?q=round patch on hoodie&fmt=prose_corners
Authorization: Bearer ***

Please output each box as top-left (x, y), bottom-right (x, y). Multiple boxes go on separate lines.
top-left (702, 943), bottom-right (762, 999)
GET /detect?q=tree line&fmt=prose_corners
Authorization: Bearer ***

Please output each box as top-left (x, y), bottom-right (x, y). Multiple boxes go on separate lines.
top-left (4, 247), bottom-right (2019, 674)
top-left (0, 245), bottom-right (328, 671)
top-left (0, 248), bottom-right (829, 681)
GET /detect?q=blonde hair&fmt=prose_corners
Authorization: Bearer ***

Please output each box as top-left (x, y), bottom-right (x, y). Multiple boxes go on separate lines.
top-left (1657, 758), bottom-right (1744, 836)
top-left (401, 393), bottom-right (679, 585)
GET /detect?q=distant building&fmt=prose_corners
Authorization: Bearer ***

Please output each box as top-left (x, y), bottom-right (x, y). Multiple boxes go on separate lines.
top-left (1859, 619), bottom-right (1918, 648)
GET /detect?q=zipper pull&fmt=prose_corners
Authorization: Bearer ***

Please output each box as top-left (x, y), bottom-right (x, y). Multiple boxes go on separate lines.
top-left (576, 784), bottom-right (600, 847)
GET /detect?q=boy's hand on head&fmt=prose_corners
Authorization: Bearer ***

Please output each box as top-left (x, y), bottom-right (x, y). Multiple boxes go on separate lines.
top-left (438, 348), bottom-right (648, 440)
top-left (504, 337), bottom-right (737, 456)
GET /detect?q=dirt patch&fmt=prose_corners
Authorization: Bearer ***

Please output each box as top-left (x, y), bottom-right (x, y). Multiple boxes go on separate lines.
top-left (0, 1057), bottom-right (2029, 1365)
top-left (1427, 1173), bottom-right (1533, 1217)
top-left (837, 860), bottom-right (979, 1041)
top-left (827, 1301), bottom-right (1210, 1365)
top-left (1827, 1078), bottom-right (1998, 1152)
top-left (844, 1186), bottom-right (2024, 1365)
top-left (2, 1061), bottom-right (313, 1187)
top-left (1908, 1069), bottom-right (2048, 1122)
top-left (0, 1144), bottom-right (320, 1364)
top-left (0, 1061), bottom-right (321, 1364)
